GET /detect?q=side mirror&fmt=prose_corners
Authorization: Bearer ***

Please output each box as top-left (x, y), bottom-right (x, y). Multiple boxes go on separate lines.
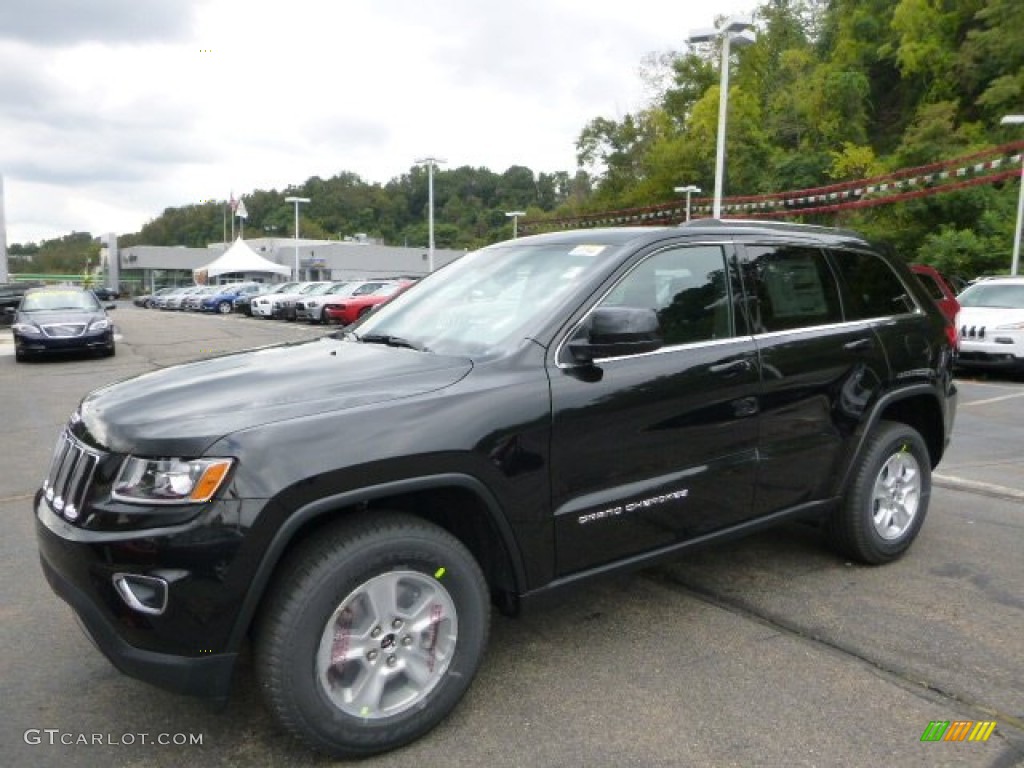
top-left (568, 306), bottom-right (662, 364)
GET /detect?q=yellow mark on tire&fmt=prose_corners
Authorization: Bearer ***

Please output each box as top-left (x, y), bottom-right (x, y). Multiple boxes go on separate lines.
top-left (434, 567), bottom-right (446, 580)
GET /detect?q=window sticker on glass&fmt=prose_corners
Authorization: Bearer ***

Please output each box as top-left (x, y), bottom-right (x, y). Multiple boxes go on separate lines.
top-left (568, 245), bottom-right (606, 257)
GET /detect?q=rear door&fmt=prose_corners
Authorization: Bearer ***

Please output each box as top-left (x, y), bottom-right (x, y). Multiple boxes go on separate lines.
top-left (549, 241), bottom-right (761, 575)
top-left (736, 242), bottom-right (890, 516)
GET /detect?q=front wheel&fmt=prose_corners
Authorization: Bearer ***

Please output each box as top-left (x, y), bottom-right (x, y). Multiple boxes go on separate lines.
top-left (217, 301), bottom-right (232, 315)
top-left (255, 513), bottom-right (490, 758)
top-left (828, 420), bottom-right (931, 564)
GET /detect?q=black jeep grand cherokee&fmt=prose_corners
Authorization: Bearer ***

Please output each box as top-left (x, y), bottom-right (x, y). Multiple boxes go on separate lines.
top-left (36, 221), bottom-right (956, 757)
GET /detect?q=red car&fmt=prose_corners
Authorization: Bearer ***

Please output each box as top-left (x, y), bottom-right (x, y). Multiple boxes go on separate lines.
top-left (322, 281), bottom-right (413, 326)
top-left (910, 264), bottom-right (960, 324)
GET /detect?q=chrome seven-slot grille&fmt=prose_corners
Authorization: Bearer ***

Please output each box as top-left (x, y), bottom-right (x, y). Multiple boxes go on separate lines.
top-left (43, 429), bottom-right (103, 522)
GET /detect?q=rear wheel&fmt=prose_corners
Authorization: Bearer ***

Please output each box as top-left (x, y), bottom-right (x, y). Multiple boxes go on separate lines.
top-left (255, 513), bottom-right (490, 758)
top-left (827, 420), bottom-right (930, 564)
top-left (217, 301), bottom-right (232, 315)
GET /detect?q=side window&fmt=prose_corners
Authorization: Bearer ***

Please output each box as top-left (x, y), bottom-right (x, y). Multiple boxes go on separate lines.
top-left (914, 273), bottom-right (946, 302)
top-left (598, 245), bottom-right (734, 345)
top-left (740, 245), bottom-right (843, 333)
top-left (829, 250), bottom-right (917, 319)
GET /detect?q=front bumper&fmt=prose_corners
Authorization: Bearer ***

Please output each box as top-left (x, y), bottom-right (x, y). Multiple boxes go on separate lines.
top-left (39, 544), bottom-right (237, 700)
top-left (15, 329), bottom-right (113, 355)
top-left (956, 340), bottom-right (1024, 371)
top-left (34, 492), bottom-right (252, 700)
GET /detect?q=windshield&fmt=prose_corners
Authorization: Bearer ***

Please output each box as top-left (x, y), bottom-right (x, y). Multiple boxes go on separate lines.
top-left (304, 282), bottom-right (334, 296)
top-left (958, 283), bottom-right (1024, 308)
top-left (325, 282), bottom-right (357, 296)
top-left (352, 241), bottom-right (620, 357)
top-left (22, 290), bottom-right (100, 312)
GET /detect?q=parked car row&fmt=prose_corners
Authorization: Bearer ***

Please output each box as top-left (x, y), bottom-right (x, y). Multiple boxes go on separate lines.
top-left (135, 282), bottom-right (266, 313)
top-left (247, 279), bottom-right (414, 324)
top-left (133, 279), bottom-right (416, 327)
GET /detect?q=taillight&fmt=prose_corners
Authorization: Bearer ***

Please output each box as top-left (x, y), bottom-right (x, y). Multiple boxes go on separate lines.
top-left (945, 320), bottom-right (958, 350)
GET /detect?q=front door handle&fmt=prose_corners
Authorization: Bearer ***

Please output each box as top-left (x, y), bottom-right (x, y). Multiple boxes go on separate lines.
top-left (709, 359), bottom-right (752, 376)
top-left (843, 338), bottom-right (874, 353)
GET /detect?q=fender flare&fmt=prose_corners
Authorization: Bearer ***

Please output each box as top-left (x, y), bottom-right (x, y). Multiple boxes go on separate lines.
top-left (225, 473), bottom-right (525, 650)
top-left (831, 383), bottom-right (944, 497)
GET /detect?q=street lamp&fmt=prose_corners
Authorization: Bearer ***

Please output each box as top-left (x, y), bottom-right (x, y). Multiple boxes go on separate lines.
top-left (673, 185), bottom-right (701, 222)
top-left (1001, 115), bottom-right (1024, 276)
top-left (688, 17), bottom-right (756, 219)
top-left (284, 196), bottom-right (310, 281)
top-left (415, 156), bottom-right (446, 272)
top-left (505, 210), bottom-right (526, 239)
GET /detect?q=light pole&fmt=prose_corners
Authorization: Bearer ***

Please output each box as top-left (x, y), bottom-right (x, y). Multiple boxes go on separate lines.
top-left (415, 156), bottom-right (446, 272)
top-left (1001, 115), bottom-right (1024, 276)
top-left (505, 210), bottom-right (526, 238)
top-left (688, 17), bottom-right (756, 219)
top-left (673, 185), bottom-right (701, 222)
top-left (284, 196), bottom-right (310, 281)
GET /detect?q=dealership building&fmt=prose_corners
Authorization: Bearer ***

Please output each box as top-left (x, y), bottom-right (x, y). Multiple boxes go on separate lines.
top-left (116, 237), bottom-right (467, 294)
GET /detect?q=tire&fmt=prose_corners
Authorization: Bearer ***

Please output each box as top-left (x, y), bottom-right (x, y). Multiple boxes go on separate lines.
top-left (217, 301), bottom-right (232, 315)
top-left (827, 420), bottom-right (930, 564)
top-left (255, 513), bottom-right (490, 758)
top-left (105, 342), bottom-right (116, 357)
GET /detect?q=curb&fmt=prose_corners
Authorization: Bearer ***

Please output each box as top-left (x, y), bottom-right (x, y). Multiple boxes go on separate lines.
top-left (933, 474), bottom-right (1024, 502)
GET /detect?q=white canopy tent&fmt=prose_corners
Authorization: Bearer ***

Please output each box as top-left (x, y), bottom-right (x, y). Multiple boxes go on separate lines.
top-left (193, 237), bottom-right (291, 282)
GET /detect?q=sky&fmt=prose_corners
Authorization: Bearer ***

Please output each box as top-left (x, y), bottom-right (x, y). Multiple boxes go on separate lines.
top-left (0, 0), bottom-right (754, 245)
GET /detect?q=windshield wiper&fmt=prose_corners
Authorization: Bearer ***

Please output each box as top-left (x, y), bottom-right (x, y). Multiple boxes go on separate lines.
top-left (357, 333), bottom-right (425, 351)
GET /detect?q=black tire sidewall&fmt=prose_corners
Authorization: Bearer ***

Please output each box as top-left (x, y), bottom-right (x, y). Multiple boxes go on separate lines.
top-left (259, 518), bottom-right (489, 757)
top-left (839, 422), bottom-right (931, 563)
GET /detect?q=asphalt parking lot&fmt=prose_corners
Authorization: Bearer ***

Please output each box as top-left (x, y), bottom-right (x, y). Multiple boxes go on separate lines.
top-left (1, 305), bottom-right (1021, 767)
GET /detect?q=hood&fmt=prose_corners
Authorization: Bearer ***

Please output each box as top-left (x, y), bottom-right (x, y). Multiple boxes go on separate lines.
top-left (955, 306), bottom-right (1024, 328)
top-left (76, 337), bottom-right (473, 456)
top-left (19, 308), bottom-right (105, 326)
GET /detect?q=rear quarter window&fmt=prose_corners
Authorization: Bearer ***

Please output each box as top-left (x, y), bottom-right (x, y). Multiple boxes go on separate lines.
top-left (829, 250), bottom-right (916, 320)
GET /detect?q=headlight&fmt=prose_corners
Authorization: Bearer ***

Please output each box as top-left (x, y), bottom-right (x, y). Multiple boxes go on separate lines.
top-left (89, 318), bottom-right (111, 331)
top-left (11, 322), bottom-right (42, 336)
top-left (113, 457), bottom-right (234, 504)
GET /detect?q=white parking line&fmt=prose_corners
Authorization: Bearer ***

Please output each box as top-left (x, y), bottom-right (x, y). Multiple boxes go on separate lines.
top-left (961, 391), bottom-right (1024, 407)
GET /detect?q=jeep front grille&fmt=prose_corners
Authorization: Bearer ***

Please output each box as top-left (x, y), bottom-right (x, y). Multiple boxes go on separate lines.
top-left (43, 430), bottom-right (102, 522)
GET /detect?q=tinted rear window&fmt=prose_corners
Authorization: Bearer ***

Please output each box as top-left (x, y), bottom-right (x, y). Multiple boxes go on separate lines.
top-left (829, 250), bottom-right (916, 320)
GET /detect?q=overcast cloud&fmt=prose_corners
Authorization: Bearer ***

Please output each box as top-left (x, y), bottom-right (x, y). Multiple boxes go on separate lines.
top-left (1, 0), bottom-right (753, 244)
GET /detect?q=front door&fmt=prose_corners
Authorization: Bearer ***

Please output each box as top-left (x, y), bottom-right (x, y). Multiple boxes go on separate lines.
top-left (549, 242), bottom-right (761, 576)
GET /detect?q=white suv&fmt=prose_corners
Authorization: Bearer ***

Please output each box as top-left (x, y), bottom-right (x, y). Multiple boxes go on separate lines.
top-left (955, 276), bottom-right (1024, 373)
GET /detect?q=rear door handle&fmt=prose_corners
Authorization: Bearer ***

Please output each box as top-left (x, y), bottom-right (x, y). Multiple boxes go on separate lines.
top-left (709, 359), bottom-right (752, 376)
